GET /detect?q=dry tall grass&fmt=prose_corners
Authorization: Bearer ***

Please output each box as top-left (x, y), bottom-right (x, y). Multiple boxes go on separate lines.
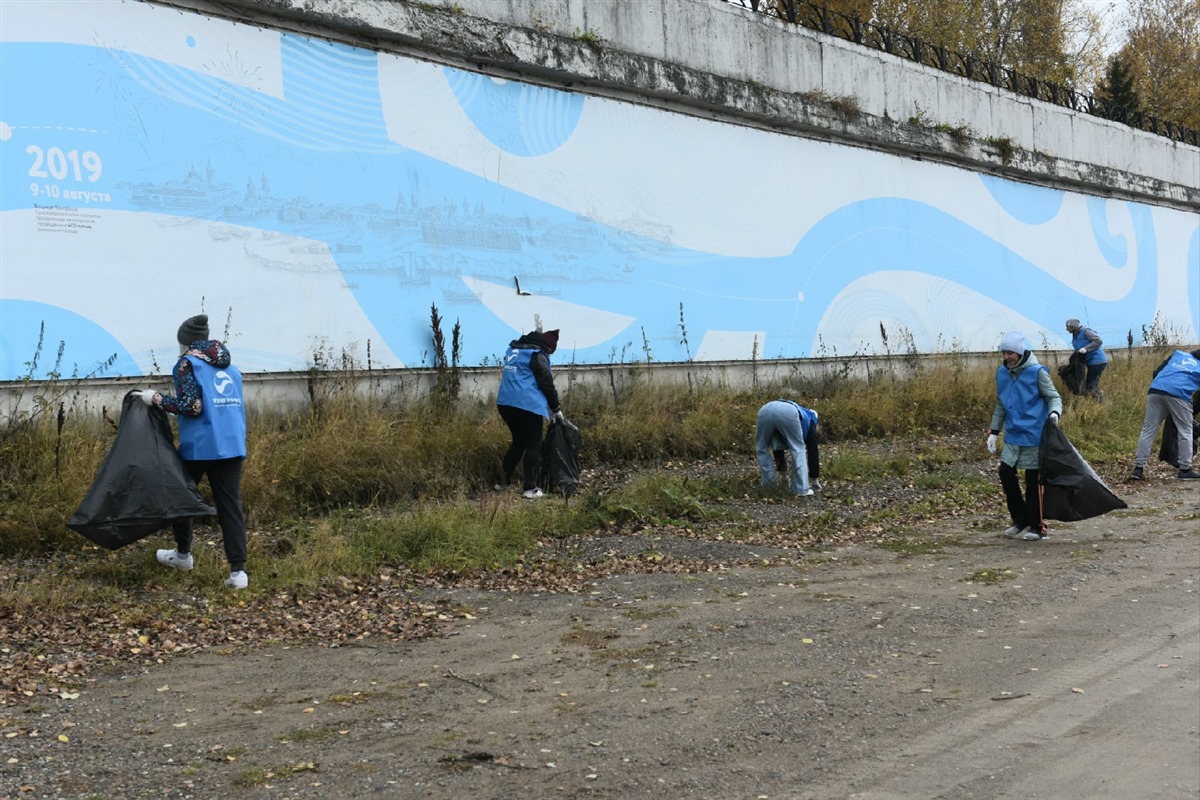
top-left (0, 346), bottom-right (1188, 565)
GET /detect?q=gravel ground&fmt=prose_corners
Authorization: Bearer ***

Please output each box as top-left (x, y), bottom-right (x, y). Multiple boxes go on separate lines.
top-left (3, 448), bottom-right (1198, 800)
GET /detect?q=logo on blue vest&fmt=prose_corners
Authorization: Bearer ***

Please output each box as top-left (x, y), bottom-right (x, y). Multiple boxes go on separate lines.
top-left (212, 371), bottom-right (236, 396)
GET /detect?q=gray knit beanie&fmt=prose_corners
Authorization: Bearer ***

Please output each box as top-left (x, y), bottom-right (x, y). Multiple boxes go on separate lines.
top-left (177, 314), bottom-right (210, 346)
top-left (998, 331), bottom-right (1026, 355)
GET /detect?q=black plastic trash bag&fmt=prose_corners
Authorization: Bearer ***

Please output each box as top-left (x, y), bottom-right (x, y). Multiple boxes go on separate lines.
top-left (1039, 422), bottom-right (1127, 522)
top-left (67, 391), bottom-right (214, 549)
top-left (1057, 352), bottom-right (1087, 396)
top-left (541, 418), bottom-right (582, 497)
top-left (1159, 416), bottom-right (1181, 466)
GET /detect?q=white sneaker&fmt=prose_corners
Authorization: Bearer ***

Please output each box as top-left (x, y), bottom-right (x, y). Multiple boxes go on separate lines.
top-left (1020, 530), bottom-right (1046, 541)
top-left (156, 549), bottom-right (194, 571)
top-left (799, 489), bottom-right (815, 497)
top-left (522, 488), bottom-right (544, 499)
top-left (224, 571), bottom-right (248, 590)
top-left (1003, 525), bottom-right (1025, 539)
top-left (811, 480), bottom-right (822, 492)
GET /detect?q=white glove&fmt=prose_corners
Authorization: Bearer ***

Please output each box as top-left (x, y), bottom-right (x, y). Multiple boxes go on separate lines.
top-left (986, 433), bottom-right (998, 454)
top-left (136, 389), bottom-right (159, 406)
top-left (1076, 347), bottom-right (1087, 354)
top-left (1049, 411), bottom-right (1060, 425)
top-left (553, 409), bottom-right (565, 424)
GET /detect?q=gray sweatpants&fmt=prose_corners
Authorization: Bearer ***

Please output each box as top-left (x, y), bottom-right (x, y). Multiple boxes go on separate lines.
top-left (1134, 393), bottom-right (1195, 469)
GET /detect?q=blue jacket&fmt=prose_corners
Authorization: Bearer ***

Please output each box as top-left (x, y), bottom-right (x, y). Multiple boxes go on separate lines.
top-left (177, 358), bottom-right (246, 460)
top-left (1149, 350), bottom-right (1200, 401)
top-left (1071, 328), bottom-right (1107, 366)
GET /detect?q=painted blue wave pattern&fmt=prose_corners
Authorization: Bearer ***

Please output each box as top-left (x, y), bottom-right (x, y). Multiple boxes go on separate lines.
top-left (444, 69), bottom-right (585, 157)
top-left (1189, 227), bottom-right (1200, 331)
top-left (123, 33), bottom-right (393, 152)
top-left (1, 7), bottom-right (1195, 382)
top-left (1, 301), bottom-right (138, 381)
top-left (1085, 196), bottom-right (1130, 267)
top-left (980, 175), bottom-right (1064, 226)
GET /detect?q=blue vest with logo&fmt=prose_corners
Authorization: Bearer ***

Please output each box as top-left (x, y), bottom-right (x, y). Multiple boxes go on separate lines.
top-left (996, 364), bottom-right (1047, 447)
top-left (496, 347), bottom-right (550, 418)
top-left (1071, 329), bottom-right (1106, 366)
top-left (1149, 350), bottom-right (1200, 401)
top-left (178, 358), bottom-right (247, 460)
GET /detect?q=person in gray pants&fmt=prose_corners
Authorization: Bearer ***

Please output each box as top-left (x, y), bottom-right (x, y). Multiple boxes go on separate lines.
top-left (1130, 348), bottom-right (1200, 481)
top-left (756, 399), bottom-right (820, 496)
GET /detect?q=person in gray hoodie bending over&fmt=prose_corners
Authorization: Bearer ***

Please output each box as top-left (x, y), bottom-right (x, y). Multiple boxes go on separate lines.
top-left (987, 331), bottom-right (1063, 541)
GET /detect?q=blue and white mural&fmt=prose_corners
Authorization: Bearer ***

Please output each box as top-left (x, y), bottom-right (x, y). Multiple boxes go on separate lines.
top-left (2, 1), bottom-right (1197, 380)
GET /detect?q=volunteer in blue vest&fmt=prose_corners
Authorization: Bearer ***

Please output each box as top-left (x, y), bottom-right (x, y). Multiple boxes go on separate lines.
top-left (987, 331), bottom-right (1063, 541)
top-left (1065, 318), bottom-right (1107, 400)
top-left (1130, 348), bottom-right (1200, 481)
top-left (137, 314), bottom-right (250, 589)
top-left (496, 328), bottom-right (562, 500)
top-left (755, 398), bottom-right (820, 496)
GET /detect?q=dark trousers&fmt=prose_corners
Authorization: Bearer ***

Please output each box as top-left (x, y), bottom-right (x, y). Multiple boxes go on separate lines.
top-left (999, 462), bottom-right (1043, 534)
top-left (773, 429), bottom-right (821, 480)
top-left (498, 405), bottom-right (544, 490)
top-left (1085, 363), bottom-right (1106, 400)
top-left (173, 457), bottom-right (247, 572)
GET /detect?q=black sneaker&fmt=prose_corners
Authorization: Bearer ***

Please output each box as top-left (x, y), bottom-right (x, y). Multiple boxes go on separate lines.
top-left (1179, 469), bottom-right (1200, 480)
top-left (1129, 466), bottom-right (1144, 481)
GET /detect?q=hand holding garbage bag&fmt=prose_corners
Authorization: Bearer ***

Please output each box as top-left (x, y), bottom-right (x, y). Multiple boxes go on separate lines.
top-left (67, 391), bottom-right (215, 550)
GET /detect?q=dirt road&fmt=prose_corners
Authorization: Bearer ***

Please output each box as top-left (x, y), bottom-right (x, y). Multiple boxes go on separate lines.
top-left (4, 481), bottom-right (1198, 799)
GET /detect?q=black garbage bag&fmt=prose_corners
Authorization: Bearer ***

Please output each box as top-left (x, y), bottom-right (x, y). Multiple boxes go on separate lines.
top-left (1157, 392), bottom-right (1200, 466)
top-left (541, 417), bottom-right (582, 497)
top-left (1057, 352), bottom-right (1087, 395)
top-left (67, 391), bottom-right (215, 549)
top-left (1159, 416), bottom-right (1180, 466)
top-left (1039, 422), bottom-right (1127, 522)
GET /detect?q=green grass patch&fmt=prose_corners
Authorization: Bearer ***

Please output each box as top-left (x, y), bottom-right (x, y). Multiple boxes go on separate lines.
top-left (278, 726), bottom-right (340, 743)
top-left (878, 537), bottom-right (943, 556)
top-left (233, 767), bottom-right (269, 788)
top-left (962, 567), bottom-right (1017, 584)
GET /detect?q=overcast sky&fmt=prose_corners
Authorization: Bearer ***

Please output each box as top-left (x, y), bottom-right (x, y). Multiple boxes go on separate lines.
top-left (1082, 0), bottom-right (1130, 53)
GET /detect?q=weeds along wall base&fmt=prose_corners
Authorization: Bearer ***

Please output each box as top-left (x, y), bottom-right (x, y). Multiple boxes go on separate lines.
top-left (0, 351), bottom-right (1073, 423)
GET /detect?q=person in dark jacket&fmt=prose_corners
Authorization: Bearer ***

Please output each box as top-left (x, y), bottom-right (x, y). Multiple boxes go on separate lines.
top-left (496, 328), bottom-right (562, 499)
top-left (988, 331), bottom-right (1062, 541)
top-left (1130, 348), bottom-right (1200, 481)
top-left (755, 399), bottom-right (820, 496)
top-left (1065, 318), bottom-right (1107, 400)
top-left (137, 314), bottom-right (250, 588)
